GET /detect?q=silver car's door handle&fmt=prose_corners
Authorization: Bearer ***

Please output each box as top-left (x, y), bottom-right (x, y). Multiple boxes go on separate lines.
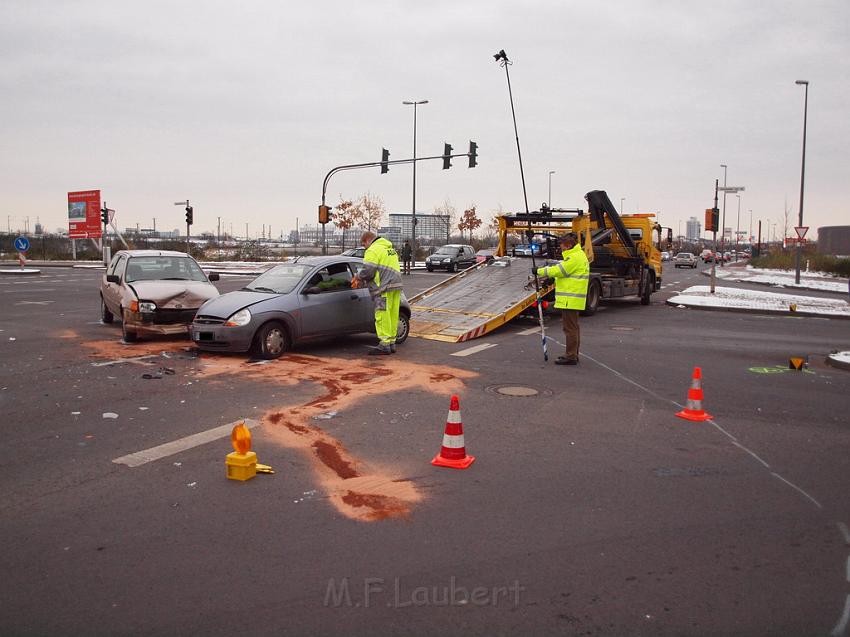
top-left (350, 294), bottom-right (359, 300)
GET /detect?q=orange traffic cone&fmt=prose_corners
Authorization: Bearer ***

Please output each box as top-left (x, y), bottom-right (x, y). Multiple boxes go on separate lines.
top-left (676, 367), bottom-right (713, 421)
top-left (431, 395), bottom-right (475, 469)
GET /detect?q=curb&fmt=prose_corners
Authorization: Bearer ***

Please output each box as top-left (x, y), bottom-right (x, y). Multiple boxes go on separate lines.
top-left (826, 353), bottom-right (850, 371)
top-left (0, 268), bottom-right (41, 276)
top-left (665, 298), bottom-right (850, 320)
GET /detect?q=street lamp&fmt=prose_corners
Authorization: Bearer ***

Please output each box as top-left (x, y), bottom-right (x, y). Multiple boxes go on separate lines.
top-left (720, 164), bottom-right (727, 265)
top-left (794, 80), bottom-right (809, 284)
top-left (403, 99), bottom-right (428, 251)
top-left (735, 194), bottom-right (741, 261)
top-left (548, 170), bottom-right (555, 208)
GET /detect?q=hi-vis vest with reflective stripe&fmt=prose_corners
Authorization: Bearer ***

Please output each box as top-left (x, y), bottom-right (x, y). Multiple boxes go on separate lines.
top-left (362, 236), bottom-right (402, 296)
top-left (536, 243), bottom-right (590, 310)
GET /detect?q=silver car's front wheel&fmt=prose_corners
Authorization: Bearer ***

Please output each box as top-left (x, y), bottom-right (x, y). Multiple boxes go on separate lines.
top-left (254, 322), bottom-right (288, 359)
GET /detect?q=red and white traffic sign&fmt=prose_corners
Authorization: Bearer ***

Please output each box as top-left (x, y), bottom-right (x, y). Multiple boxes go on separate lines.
top-left (795, 226), bottom-right (809, 239)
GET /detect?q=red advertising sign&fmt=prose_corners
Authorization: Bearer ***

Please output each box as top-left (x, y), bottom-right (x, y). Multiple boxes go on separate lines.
top-left (68, 190), bottom-right (102, 239)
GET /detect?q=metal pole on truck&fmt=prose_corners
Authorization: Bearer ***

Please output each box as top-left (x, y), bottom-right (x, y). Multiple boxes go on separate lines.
top-left (494, 48), bottom-right (547, 362)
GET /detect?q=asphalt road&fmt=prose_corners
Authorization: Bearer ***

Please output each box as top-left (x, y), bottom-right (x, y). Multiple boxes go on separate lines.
top-left (1, 262), bottom-right (849, 637)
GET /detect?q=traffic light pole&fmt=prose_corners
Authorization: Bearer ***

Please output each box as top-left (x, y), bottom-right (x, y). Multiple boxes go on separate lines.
top-left (319, 148), bottom-right (476, 255)
top-left (710, 180), bottom-right (718, 294)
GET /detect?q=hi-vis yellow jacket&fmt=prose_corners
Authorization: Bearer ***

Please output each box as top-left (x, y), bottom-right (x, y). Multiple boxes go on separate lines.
top-left (536, 243), bottom-right (590, 310)
top-left (358, 237), bottom-right (402, 297)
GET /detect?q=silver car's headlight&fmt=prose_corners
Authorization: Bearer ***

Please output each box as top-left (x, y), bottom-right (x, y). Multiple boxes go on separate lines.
top-left (224, 308), bottom-right (252, 327)
top-left (139, 301), bottom-right (157, 313)
top-left (442, 258), bottom-right (451, 263)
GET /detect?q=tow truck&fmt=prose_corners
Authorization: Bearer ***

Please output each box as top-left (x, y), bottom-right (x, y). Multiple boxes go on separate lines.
top-left (408, 190), bottom-right (670, 342)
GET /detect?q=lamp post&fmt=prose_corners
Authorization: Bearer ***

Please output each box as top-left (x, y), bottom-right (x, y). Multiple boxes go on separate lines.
top-left (720, 164), bottom-right (727, 266)
top-left (735, 194), bottom-right (741, 261)
top-left (403, 99), bottom-right (428, 252)
top-left (794, 80), bottom-right (809, 284)
top-left (548, 170), bottom-right (555, 208)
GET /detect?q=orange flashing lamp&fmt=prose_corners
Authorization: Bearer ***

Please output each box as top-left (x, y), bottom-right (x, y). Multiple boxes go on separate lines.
top-left (226, 422), bottom-right (257, 481)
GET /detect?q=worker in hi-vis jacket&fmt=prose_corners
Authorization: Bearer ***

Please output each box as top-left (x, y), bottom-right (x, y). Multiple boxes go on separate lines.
top-left (535, 232), bottom-right (590, 365)
top-left (353, 231), bottom-right (403, 355)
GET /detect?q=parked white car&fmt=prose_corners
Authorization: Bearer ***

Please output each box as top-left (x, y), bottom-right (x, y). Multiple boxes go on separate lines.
top-left (674, 252), bottom-right (698, 268)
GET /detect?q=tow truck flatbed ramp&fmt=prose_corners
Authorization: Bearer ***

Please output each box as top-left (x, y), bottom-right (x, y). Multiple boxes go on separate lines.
top-left (409, 258), bottom-right (553, 343)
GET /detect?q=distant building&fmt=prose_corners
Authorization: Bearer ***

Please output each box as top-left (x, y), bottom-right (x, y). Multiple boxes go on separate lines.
top-left (686, 217), bottom-right (701, 241)
top-left (818, 226), bottom-right (850, 255)
top-left (388, 213), bottom-right (451, 245)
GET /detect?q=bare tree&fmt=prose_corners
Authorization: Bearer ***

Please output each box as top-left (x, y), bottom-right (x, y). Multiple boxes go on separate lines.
top-left (355, 191), bottom-right (385, 233)
top-left (433, 198), bottom-right (456, 243)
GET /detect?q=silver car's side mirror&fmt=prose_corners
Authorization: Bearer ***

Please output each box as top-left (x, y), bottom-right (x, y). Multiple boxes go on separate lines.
top-left (208, 272), bottom-right (220, 281)
top-left (304, 286), bottom-right (322, 295)
top-left (106, 274), bottom-right (120, 284)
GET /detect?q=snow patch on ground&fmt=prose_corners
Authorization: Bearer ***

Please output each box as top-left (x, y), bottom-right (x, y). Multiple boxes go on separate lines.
top-left (830, 351), bottom-right (850, 364)
top-left (668, 285), bottom-right (850, 318)
top-left (711, 266), bottom-right (849, 293)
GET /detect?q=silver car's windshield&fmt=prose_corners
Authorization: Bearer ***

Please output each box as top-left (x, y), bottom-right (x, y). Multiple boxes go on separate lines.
top-left (244, 264), bottom-right (313, 294)
top-left (125, 257), bottom-right (207, 282)
top-left (435, 247), bottom-right (459, 255)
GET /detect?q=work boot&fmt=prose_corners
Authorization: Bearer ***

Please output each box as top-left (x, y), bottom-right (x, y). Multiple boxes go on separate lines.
top-left (555, 356), bottom-right (578, 366)
top-left (390, 343), bottom-right (397, 353)
top-left (368, 345), bottom-right (392, 356)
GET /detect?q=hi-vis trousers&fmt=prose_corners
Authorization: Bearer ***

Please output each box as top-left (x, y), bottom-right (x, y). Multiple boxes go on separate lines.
top-left (375, 290), bottom-right (401, 346)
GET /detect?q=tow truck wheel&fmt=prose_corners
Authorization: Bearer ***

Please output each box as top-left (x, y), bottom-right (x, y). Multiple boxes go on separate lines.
top-left (581, 281), bottom-right (601, 316)
top-left (640, 273), bottom-right (654, 305)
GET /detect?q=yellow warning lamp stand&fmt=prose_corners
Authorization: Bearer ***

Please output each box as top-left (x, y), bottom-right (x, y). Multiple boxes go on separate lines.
top-left (226, 422), bottom-right (258, 481)
top-left (226, 422), bottom-right (275, 481)
top-left (789, 357), bottom-right (806, 371)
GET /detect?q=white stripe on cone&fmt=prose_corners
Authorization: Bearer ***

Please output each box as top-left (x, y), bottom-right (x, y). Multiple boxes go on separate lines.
top-left (442, 434), bottom-right (466, 449)
top-left (446, 410), bottom-right (462, 424)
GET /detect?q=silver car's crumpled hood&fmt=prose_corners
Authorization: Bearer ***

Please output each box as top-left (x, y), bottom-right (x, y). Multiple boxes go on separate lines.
top-left (195, 290), bottom-right (283, 319)
top-left (129, 280), bottom-right (219, 309)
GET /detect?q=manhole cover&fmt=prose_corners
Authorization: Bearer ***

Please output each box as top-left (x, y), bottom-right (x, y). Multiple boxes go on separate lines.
top-left (610, 326), bottom-right (636, 331)
top-left (495, 385), bottom-right (538, 397)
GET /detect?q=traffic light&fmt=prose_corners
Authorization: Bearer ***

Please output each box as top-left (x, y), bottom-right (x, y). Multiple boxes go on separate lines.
top-left (101, 207), bottom-right (109, 225)
top-left (442, 143), bottom-right (453, 169)
top-left (704, 207), bottom-right (719, 232)
top-left (318, 204), bottom-right (331, 224)
top-left (380, 148), bottom-right (390, 174)
top-left (468, 141), bottom-right (478, 168)
top-left (185, 206), bottom-right (193, 226)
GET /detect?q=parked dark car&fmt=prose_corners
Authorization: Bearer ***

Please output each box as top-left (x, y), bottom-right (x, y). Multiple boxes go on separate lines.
top-left (425, 244), bottom-right (476, 272)
top-left (191, 256), bottom-right (411, 359)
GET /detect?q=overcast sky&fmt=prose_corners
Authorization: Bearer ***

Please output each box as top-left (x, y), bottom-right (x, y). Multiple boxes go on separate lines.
top-left (1, 0), bottom-right (847, 241)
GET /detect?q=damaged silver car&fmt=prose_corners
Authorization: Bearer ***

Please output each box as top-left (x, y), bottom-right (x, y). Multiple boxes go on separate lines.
top-left (100, 250), bottom-right (220, 342)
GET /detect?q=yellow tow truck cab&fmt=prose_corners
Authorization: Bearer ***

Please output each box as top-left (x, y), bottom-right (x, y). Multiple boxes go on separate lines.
top-left (496, 190), bottom-right (671, 314)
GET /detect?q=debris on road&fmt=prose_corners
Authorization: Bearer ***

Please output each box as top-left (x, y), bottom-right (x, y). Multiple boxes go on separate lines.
top-left (312, 411), bottom-right (338, 420)
top-left (102, 412), bottom-right (119, 419)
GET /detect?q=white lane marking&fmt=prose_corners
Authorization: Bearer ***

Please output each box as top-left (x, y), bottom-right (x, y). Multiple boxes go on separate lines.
top-left (732, 440), bottom-right (770, 468)
top-left (771, 472), bottom-right (823, 510)
top-left (832, 594), bottom-right (850, 636)
top-left (14, 300), bottom-right (55, 305)
top-left (91, 354), bottom-right (158, 367)
top-left (839, 522), bottom-right (850, 546)
top-left (518, 326), bottom-right (542, 336)
top-left (113, 418), bottom-right (261, 467)
top-left (451, 343), bottom-right (498, 357)
top-left (5, 290), bottom-right (57, 294)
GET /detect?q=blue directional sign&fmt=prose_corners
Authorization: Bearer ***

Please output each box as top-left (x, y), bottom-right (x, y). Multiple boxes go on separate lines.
top-left (14, 236), bottom-right (30, 252)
